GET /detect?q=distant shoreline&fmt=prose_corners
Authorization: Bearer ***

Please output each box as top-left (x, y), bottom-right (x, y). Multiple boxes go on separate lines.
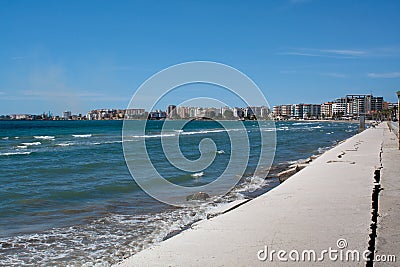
top-left (0, 118), bottom-right (365, 123)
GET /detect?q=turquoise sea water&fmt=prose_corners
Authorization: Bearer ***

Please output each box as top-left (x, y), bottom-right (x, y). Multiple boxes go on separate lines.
top-left (0, 120), bottom-right (359, 265)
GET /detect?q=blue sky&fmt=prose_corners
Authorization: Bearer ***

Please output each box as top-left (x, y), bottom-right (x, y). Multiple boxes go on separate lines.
top-left (0, 0), bottom-right (400, 115)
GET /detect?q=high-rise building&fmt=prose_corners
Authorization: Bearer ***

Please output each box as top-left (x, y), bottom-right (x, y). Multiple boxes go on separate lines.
top-left (321, 102), bottom-right (333, 118)
top-left (177, 106), bottom-right (190, 119)
top-left (302, 104), bottom-right (311, 119)
top-left (332, 102), bottom-right (346, 115)
top-left (63, 111), bottom-right (72, 120)
top-left (260, 106), bottom-right (270, 118)
top-left (371, 96), bottom-right (383, 112)
top-left (125, 109), bottom-right (145, 119)
top-left (273, 106), bottom-right (282, 117)
top-left (166, 105), bottom-right (177, 118)
top-left (233, 107), bottom-right (244, 118)
top-left (281, 105), bottom-right (292, 117)
top-left (292, 104), bottom-right (303, 119)
top-left (344, 94), bottom-right (383, 115)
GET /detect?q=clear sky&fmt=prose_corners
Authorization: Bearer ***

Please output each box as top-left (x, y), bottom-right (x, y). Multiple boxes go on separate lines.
top-left (1, 0), bottom-right (400, 115)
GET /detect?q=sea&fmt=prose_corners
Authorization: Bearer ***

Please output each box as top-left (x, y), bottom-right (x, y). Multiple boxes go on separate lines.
top-left (0, 120), bottom-right (359, 266)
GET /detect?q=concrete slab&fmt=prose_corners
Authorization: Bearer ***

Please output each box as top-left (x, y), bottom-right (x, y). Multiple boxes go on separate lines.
top-left (375, 125), bottom-right (400, 267)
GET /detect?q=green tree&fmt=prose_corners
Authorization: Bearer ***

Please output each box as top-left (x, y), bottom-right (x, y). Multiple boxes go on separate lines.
top-left (223, 109), bottom-right (234, 119)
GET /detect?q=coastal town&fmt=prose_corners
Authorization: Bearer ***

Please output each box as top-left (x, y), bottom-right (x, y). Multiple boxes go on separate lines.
top-left (1, 93), bottom-right (398, 121)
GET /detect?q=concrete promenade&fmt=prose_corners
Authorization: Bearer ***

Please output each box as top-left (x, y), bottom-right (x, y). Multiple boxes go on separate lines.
top-left (375, 123), bottom-right (400, 266)
top-left (117, 123), bottom-right (398, 266)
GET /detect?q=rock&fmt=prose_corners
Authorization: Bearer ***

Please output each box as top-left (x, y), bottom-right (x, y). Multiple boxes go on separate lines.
top-left (0, 242), bottom-right (12, 248)
top-left (277, 167), bottom-right (298, 183)
top-left (186, 192), bottom-right (210, 201)
top-left (288, 163), bottom-right (309, 170)
top-left (278, 165), bottom-right (303, 183)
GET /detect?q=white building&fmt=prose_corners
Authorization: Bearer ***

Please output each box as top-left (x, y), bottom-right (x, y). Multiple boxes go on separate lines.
top-left (63, 111), bottom-right (72, 120)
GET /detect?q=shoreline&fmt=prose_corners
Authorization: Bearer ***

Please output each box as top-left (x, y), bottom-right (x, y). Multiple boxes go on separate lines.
top-left (114, 124), bottom-right (366, 266)
top-left (116, 123), bottom-right (384, 266)
top-left (155, 133), bottom-right (353, 247)
top-left (0, 118), bottom-right (369, 123)
top-left (0, 120), bottom-right (362, 265)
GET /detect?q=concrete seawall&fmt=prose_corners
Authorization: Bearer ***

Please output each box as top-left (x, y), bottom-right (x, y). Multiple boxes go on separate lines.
top-left (117, 123), bottom-right (398, 266)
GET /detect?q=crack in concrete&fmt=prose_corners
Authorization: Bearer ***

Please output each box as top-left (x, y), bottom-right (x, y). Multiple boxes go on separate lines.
top-left (366, 144), bottom-right (383, 267)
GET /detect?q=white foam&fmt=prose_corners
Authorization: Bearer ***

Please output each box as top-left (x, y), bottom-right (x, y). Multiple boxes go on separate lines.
top-left (57, 143), bottom-right (72, 147)
top-left (262, 128), bottom-right (276, 132)
top-left (318, 146), bottom-right (331, 154)
top-left (131, 133), bottom-right (176, 138)
top-left (2, 137), bottom-right (9, 140)
top-left (276, 126), bottom-right (289, 131)
top-left (34, 136), bottom-right (55, 140)
top-left (104, 140), bottom-right (122, 144)
top-left (21, 142), bottom-right (41, 146)
top-left (292, 122), bottom-right (318, 126)
top-left (0, 203), bottom-right (213, 266)
top-left (235, 176), bottom-right (267, 193)
top-left (181, 129), bottom-right (227, 135)
top-left (216, 150), bottom-right (225, 154)
top-left (130, 129), bottom-right (234, 139)
top-left (72, 134), bottom-right (92, 138)
top-left (191, 171), bottom-right (204, 178)
top-left (16, 145), bottom-right (28, 149)
top-left (0, 151), bottom-right (31, 156)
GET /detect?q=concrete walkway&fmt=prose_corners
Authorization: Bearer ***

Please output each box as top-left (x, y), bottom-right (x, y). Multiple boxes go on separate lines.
top-left (117, 124), bottom-right (394, 266)
top-left (375, 124), bottom-right (400, 266)
top-left (388, 121), bottom-right (399, 138)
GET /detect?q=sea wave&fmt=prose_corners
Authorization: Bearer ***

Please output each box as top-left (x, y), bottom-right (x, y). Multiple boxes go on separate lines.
top-left (234, 175), bottom-right (268, 193)
top-left (318, 146), bottom-right (331, 154)
top-left (34, 136), bottom-right (55, 140)
top-left (104, 140), bottom-right (123, 144)
top-left (0, 166), bottom-right (278, 266)
top-left (1, 137), bottom-right (9, 140)
top-left (0, 151), bottom-right (31, 156)
top-left (276, 126), bottom-right (289, 131)
top-left (191, 171), bottom-right (204, 178)
top-left (72, 134), bottom-right (92, 138)
top-left (180, 129), bottom-right (228, 135)
top-left (129, 129), bottom-right (233, 139)
top-left (0, 204), bottom-right (210, 266)
top-left (130, 133), bottom-right (175, 138)
top-left (292, 122), bottom-right (319, 126)
top-left (128, 127), bottom-right (268, 139)
top-left (56, 143), bottom-right (73, 147)
top-left (0, 171), bottom-right (272, 266)
top-left (21, 142), bottom-right (41, 146)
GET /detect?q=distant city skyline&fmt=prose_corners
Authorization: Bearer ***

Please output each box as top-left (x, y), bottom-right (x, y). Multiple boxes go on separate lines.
top-left (1, 1), bottom-right (400, 114)
top-left (3, 91), bottom-right (398, 121)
